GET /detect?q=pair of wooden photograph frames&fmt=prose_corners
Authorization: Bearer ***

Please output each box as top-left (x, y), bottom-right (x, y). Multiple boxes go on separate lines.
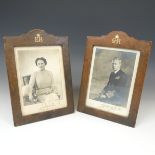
top-left (4, 29), bottom-right (152, 127)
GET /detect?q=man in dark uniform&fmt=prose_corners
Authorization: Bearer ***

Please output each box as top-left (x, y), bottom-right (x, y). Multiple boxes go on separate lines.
top-left (95, 57), bottom-right (128, 106)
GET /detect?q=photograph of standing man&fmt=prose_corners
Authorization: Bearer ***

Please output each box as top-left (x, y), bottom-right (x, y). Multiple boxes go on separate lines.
top-left (95, 57), bottom-right (128, 106)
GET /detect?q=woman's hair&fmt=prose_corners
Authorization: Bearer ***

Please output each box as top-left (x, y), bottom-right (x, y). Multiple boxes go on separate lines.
top-left (35, 57), bottom-right (47, 66)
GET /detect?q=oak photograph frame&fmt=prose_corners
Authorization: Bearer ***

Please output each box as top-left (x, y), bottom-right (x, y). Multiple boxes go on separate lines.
top-left (78, 31), bottom-right (152, 127)
top-left (3, 29), bottom-right (74, 126)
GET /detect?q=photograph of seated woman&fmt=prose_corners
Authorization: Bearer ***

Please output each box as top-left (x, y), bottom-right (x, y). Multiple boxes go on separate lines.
top-left (22, 57), bottom-right (59, 105)
top-left (95, 57), bottom-right (128, 106)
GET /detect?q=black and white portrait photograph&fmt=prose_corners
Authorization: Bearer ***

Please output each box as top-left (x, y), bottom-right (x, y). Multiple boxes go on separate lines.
top-left (14, 46), bottom-right (67, 116)
top-left (86, 46), bottom-right (140, 116)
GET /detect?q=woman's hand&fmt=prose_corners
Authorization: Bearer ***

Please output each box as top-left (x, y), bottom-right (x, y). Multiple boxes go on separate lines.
top-left (45, 89), bottom-right (53, 95)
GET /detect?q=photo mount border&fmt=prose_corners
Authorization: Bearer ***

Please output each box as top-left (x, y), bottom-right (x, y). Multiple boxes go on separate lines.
top-left (85, 46), bottom-right (140, 118)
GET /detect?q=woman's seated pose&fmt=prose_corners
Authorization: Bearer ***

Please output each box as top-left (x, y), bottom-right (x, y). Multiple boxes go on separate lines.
top-left (24, 57), bottom-right (59, 104)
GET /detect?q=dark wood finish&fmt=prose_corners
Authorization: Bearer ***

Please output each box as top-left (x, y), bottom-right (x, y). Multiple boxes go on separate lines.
top-left (3, 29), bottom-right (74, 126)
top-left (78, 31), bottom-right (152, 127)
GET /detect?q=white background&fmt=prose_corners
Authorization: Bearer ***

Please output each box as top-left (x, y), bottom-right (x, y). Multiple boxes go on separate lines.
top-left (0, 80), bottom-right (155, 155)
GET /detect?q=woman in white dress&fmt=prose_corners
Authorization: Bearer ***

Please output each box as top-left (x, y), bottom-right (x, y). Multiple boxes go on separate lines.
top-left (28, 57), bottom-right (59, 104)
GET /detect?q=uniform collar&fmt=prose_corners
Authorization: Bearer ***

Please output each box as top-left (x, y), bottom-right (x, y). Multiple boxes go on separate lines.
top-left (114, 69), bottom-right (120, 74)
